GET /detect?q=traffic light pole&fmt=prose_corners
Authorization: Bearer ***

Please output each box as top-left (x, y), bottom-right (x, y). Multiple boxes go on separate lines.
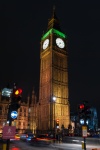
top-left (6, 105), bottom-right (12, 150)
top-left (6, 83), bottom-right (16, 150)
top-left (78, 102), bottom-right (88, 150)
top-left (82, 104), bottom-right (87, 150)
top-left (5, 83), bottom-right (22, 150)
top-left (83, 117), bottom-right (86, 150)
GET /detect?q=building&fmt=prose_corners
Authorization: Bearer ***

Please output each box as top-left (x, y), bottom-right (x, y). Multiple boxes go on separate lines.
top-left (0, 8), bottom-right (99, 136)
top-left (0, 91), bottom-right (9, 133)
top-left (0, 90), bottom-right (30, 134)
top-left (36, 8), bottom-right (70, 132)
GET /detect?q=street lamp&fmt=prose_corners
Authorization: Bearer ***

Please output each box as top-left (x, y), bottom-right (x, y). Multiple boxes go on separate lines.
top-left (52, 96), bottom-right (56, 102)
top-left (50, 96), bottom-right (56, 132)
top-left (52, 96), bottom-right (56, 138)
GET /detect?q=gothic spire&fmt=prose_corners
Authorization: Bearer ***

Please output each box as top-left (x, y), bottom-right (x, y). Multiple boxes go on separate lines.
top-left (47, 6), bottom-right (62, 31)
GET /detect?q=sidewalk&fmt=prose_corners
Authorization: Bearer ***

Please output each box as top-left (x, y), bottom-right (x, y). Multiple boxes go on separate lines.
top-left (50, 143), bottom-right (100, 150)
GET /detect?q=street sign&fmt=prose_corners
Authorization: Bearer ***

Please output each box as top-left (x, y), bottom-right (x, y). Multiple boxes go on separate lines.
top-left (3, 126), bottom-right (16, 139)
top-left (11, 111), bottom-right (18, 119)
top-left (82, 126), bottom-right (87, 137)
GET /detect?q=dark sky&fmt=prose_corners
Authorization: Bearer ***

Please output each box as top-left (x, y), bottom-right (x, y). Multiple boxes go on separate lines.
top-left (0, 1), bottom-right (100, 121)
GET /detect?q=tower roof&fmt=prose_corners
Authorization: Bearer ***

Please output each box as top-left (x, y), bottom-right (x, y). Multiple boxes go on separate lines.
top-left (41, 7), bottom-right (66, 40)
top-left (47, 7), bottom-right (62, 31)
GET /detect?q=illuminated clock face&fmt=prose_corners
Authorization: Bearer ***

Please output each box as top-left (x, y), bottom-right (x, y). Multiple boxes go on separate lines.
top-left (56, 38), bottom-right (65, 48)
top-left (43, 39), bottom-right (49, 50)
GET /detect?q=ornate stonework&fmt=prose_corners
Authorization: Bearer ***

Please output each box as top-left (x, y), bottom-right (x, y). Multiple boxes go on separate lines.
top-left (37, 10), bottom-right (70, 132)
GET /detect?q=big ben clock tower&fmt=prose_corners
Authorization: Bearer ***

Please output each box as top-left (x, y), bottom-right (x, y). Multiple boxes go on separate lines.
top-left (38, 8), bottom-right (70, 132)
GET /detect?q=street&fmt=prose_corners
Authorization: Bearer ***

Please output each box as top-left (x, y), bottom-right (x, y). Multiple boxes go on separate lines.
top-left (6, 140), bottom-right (100, 150)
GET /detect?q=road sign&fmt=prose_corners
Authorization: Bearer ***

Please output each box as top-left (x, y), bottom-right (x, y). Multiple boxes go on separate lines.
top-left (82, 126), bottom-right (87, 137)
top-left (11, 111), bottom-right (18, 119)
top-left (3, 126), bottom-right (16, 139)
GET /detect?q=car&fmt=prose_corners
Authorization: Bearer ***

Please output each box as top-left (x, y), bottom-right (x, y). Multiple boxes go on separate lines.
top-left (48, 134), bottom-right (56, 143)
top-left (92, 134), bottom-right (100, 138)
top-left (30, 134), bottom-right (54, 146)
top-left (20, 133), bottom-right (27, 141)
top-left (15, 134), bottom-right (20, 140)
top-left (10, 133), bottom-right (20, 141)
top-left (26, 133), bottom-right (35, 142)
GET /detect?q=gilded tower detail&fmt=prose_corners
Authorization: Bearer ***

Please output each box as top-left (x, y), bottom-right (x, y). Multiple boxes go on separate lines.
top-left (38, 9), bottom-right (70, 131)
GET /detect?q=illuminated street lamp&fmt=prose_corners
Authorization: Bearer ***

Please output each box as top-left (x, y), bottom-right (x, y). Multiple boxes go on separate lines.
top-left (52, 96), bottom-right (56, 137)
top-left (53, 96), bottom-right (56, 102)
top-left (50, 96), bottom-right (56, 131)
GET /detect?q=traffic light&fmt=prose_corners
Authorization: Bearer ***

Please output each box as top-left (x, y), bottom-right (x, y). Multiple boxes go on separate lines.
top-left (13, 88), bottom-right (22, 100)
top-left (85, 106), bottom-right (91, 119)
top-left (78, 104), bottom-right (85, 119)
top-left (7, 87), bottom-right (22, 124)
top-left (78, 104), bottom-right (85, 113)
top-left (79, 104), bottom-right (85, 109)
top-left (14, 88), bottom-right (22, 96)
top-left (12, 88), bottom-right (22, 109)
top-left (56, 119), bottom-right (59, 128)
top-left (78, 102), bottom-right (91, 125)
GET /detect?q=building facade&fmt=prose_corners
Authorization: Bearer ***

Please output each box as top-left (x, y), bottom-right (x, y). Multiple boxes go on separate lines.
top-left (0, 91), bottom-right (30, 134)
top-left (37, 9), bottom-right (70, 132)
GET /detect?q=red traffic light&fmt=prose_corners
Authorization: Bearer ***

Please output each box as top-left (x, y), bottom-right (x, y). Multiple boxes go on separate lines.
top-left (79, 104), bottom-right (84, 109)
top-left (14, 88), bottom-right (22, 96)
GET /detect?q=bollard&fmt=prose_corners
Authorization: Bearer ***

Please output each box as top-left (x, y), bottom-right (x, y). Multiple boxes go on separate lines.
top-left (3, 143), bottom-right (6, 150)
top-left (82, 141), bottom-right (84, 150)
top-left (2, 140), bottom-right (7, 150)
top-left (2, 143), bottom-right (7, 150)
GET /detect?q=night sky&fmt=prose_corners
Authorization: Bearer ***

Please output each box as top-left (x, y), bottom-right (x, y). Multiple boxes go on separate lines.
top-left (0, 1), bottom-right (100, 122)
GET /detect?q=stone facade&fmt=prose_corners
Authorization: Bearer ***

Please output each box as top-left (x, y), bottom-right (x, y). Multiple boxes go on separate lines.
top-left (0, 91), bottom-right (29, 134)
top-left (37, 10), bottom-right (70, 132)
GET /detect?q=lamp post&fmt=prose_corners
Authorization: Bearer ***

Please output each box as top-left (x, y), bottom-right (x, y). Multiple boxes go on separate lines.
top-left (52, 96), bottom-right (56, 138)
